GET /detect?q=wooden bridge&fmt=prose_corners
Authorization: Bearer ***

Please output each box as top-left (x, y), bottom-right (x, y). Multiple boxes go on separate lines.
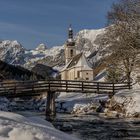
top-left (0, 80), bottom-right (132, 120)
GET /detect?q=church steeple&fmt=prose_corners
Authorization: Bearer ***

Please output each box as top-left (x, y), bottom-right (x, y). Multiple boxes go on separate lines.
top-left (66, 25), bottom-right (75, 46)
top-left (65, 25), bottom-right (76, 64)
top-left (68, 24), bottom-right (73, 39)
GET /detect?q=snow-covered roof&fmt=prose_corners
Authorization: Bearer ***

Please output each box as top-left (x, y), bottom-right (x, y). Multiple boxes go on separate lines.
top-left (60, 58), bottom-right (72, 72)
top-left (61, 53), bottom-right (93, 71)
top-left (67, 53), bottom-right (83, 68)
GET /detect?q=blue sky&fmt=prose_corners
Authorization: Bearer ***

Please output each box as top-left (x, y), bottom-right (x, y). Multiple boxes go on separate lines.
top-left (0, 0), bottom-right (116, 49)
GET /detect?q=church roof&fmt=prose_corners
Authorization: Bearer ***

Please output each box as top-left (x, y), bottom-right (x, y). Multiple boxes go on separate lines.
top-left (67, 53), bottom-right (82, 68)
top-left (61, 52), bottom-right (93, 72)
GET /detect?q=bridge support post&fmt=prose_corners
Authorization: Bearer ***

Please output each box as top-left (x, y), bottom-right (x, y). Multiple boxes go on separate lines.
top-left (46, 91), bottom-right (56, 121)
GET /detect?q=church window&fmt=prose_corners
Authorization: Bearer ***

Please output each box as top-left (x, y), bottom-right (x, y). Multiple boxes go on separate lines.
top-left (70, 49), bottom-right (73, 57)
top-left (77, 71), bottom-right (80, 78)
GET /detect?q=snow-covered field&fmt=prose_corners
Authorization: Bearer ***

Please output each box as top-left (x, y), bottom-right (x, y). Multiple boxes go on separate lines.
top-left (0, 111), bottom-right (79, 140)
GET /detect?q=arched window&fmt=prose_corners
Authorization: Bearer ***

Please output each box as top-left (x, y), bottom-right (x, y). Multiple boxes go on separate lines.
top-left (70, 49), bottom-right (73, 57)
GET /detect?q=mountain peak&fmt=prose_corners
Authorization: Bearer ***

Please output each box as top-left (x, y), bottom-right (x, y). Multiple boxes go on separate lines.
top-left (35, 44), bottom-right (47, 51)
top-left (0, 40), bottom-right (26, 65)
top-left (76, 28), bottom-right (105, 41)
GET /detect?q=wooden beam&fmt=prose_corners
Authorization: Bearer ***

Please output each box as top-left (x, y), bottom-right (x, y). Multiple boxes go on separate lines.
top-left (46, 91), bottom-right (56, 121)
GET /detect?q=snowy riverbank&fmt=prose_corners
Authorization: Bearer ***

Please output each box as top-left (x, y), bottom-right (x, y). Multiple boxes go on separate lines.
top-left (69, 89), bottom-right (140, 118)
top-left (56, 92), bottom-right (108, 113)
top-left (0, 111), bottom-right (79, 140)
top-left (56, 89), bottom-right (140, 118)
top-left (105, 89), bottom-right (140, 118)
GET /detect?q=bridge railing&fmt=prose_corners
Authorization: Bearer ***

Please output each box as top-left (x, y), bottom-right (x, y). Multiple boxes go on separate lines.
top-left (0, 80), bottom-right (132, 97)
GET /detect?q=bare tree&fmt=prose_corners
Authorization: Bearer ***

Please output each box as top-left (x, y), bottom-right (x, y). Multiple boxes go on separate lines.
top-left (98, 0), bottom-right (140, 83)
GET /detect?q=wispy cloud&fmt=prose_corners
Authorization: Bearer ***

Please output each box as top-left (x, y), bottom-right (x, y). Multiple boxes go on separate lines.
top-left (0, 22), bottom-right (47, 37)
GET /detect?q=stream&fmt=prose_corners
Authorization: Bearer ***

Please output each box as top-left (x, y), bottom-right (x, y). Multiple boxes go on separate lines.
top-left (53, 113), bottom-right (140, 140)
top-left (16, 111), bottom-right (140, 140)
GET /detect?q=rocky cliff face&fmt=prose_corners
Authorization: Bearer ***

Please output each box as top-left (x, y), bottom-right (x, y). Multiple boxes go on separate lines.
top-left (75, 28), bottom-right (105, 56)
top-left (24, 45), bottom-right (65, 69)
top-left (0, 40), bottom-right (26, 65)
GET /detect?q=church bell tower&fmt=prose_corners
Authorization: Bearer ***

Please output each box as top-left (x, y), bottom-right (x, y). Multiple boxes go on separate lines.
top-left (64, 25), bottom-right (76, 64)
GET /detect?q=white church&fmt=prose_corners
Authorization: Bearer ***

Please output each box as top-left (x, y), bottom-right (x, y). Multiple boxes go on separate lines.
top-left (60, 26), bottom-right (94, 81)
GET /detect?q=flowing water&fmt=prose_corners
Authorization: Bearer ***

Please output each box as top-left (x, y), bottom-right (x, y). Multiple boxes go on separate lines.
top-left (16, 111), bottom-right (140, 140)
top-left (53, 113), bottom-right (140, 140)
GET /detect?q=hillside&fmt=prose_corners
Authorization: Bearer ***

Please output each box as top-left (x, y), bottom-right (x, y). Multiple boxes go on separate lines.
top-left (31, 64), bottom-right (58, 80)
top-left (0, 60), bottom-right (43, 81)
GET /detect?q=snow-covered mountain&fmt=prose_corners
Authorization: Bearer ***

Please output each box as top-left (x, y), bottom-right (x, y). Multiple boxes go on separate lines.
top-left (75, 28), bottom-right (105, 56)
top-left (0, 40), bottom-right (26, 65)
top-left (24, 45), bottom-right (65, 69)
top-left (0, 28), bottom-right (105, 69)
top-left (0, 40), bottom-right (64, 69)
top-left (35, 43), bottom-right (47, 52)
